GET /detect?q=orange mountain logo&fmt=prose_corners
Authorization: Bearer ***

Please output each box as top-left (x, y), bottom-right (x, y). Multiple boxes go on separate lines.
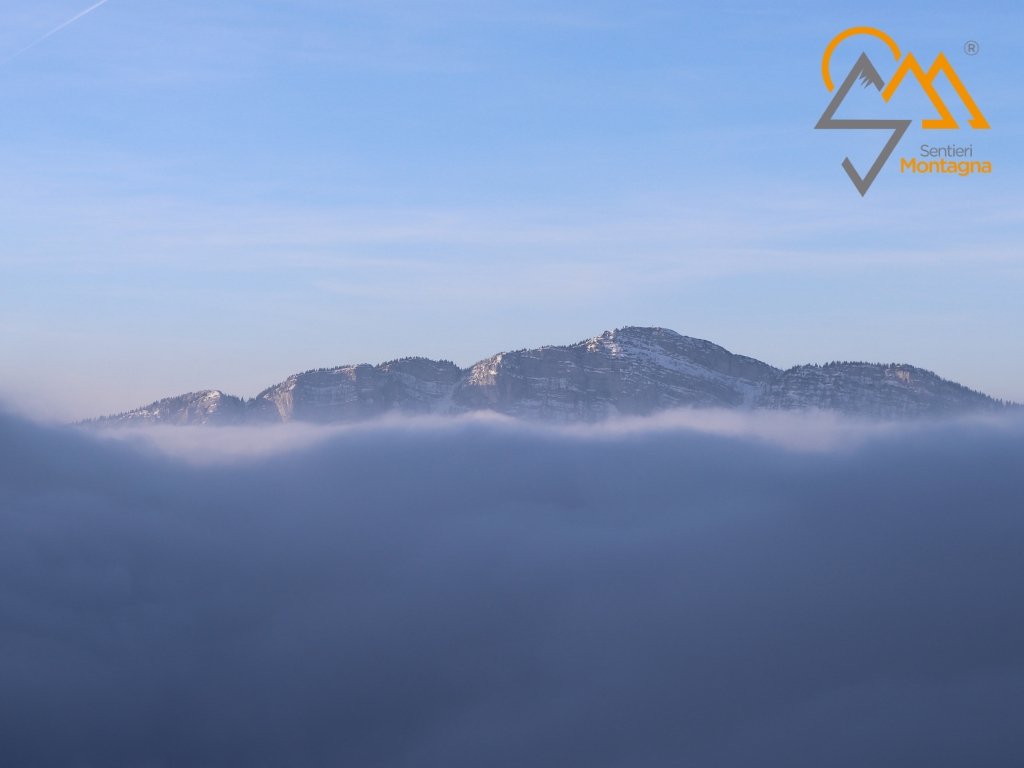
top-left (815, 27), bottom-right (990, 195)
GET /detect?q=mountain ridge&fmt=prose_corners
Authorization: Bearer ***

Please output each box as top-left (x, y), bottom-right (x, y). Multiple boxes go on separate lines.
top-left (90, 327), bottom-right (1013, 426)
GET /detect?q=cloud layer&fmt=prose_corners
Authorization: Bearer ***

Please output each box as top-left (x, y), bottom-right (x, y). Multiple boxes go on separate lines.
top-left (2, 412), bottom-right (1024, 767)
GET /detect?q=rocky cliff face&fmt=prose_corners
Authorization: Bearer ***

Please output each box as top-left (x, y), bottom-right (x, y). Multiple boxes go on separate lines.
top-left (453, 327), bottom-right (776, 421)
top-left (92, 327), bottom-right (1010, 426)
top-left (248, 358), bottom-right (464, 424)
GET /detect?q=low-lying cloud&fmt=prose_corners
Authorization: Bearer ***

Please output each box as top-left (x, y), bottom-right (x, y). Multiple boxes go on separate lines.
top-left (2, 410), bottom-right (1024, 767)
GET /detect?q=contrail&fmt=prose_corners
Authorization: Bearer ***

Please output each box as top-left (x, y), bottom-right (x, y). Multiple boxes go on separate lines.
top-left (3, 0), bottom-right (112, 65)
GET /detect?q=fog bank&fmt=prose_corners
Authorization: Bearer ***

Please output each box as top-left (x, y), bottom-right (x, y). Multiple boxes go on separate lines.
top-left (2, 410), bottom-right (1023, 767)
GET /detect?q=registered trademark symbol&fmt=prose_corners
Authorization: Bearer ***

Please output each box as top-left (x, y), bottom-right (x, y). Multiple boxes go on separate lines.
top-left (964, 40), bottom-right (980, 55)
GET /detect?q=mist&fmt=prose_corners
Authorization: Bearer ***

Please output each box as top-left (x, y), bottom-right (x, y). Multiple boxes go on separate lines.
top-left (2, 409), bottom-right (1023, 767)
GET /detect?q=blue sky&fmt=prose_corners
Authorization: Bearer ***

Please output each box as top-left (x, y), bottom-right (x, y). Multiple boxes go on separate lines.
top-left (1, 0), bottom-right (1021, 418)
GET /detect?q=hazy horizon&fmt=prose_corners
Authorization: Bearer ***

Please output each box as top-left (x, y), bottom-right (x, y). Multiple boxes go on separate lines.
top-left (5, 322), bottom-right (1022, 423)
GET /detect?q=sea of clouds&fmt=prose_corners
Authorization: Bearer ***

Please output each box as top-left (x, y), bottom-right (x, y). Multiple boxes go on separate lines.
top-left (2, 408), bottom-right (1023, 767)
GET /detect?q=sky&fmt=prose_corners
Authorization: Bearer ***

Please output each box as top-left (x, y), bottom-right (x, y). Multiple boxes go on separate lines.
top-left (3, 408), bottom-right (1024, 765)
top-left (0, 0), bottom-right (1022, 419)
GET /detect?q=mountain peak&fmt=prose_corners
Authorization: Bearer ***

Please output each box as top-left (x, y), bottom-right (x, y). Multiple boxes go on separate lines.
top-left (91, 328), bottom-right (1012, 426)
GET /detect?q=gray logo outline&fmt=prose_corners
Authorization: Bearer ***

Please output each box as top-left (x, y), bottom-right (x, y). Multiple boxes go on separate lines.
top-left (815, 52), bottom-right (912, 196)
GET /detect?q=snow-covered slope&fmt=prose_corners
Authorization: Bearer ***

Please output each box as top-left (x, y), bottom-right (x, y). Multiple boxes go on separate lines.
top-left (760, 362), bottom-right (999, 418)
top-left (93, 327), bottom-right (1011, 426)
top-left (453, 327), bottom-right (775, 421)
top-left (99, 390), bottom-right (247, 426)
